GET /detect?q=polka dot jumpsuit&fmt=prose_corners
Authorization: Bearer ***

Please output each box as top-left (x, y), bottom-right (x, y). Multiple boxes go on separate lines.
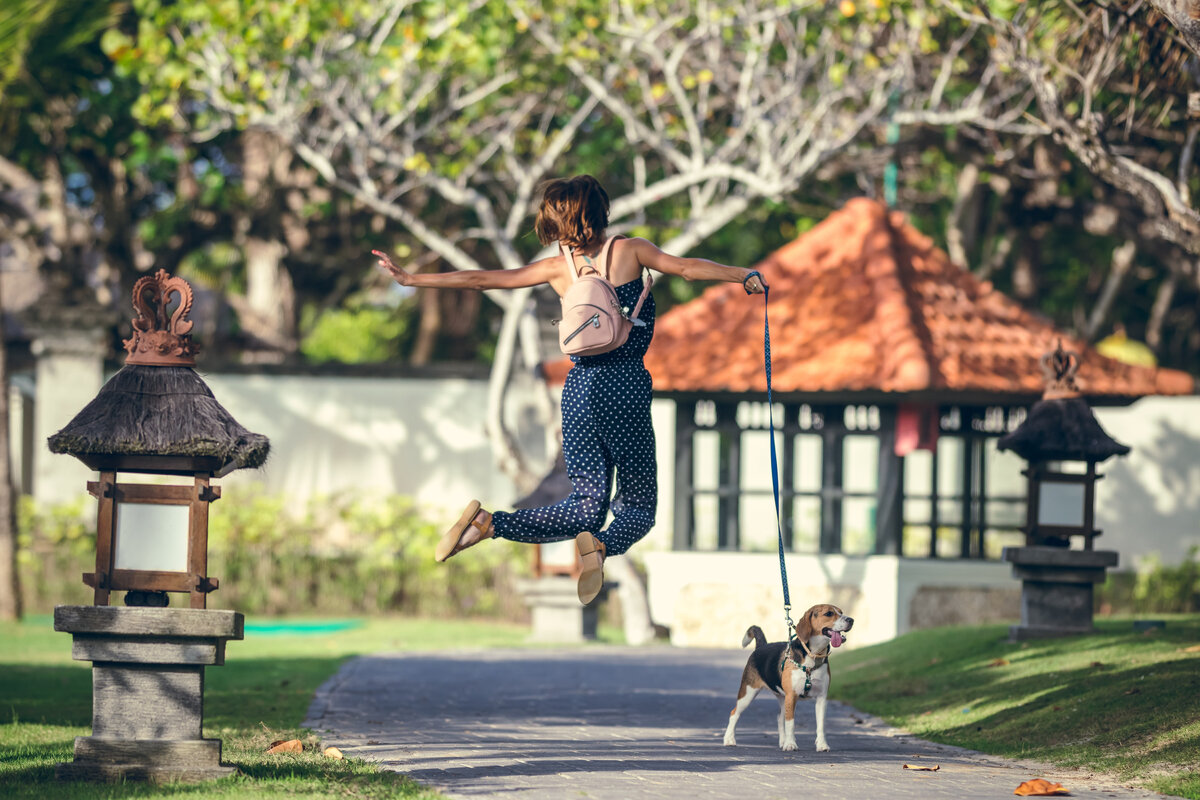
top-left (491, 275), bottom-right (657, 556)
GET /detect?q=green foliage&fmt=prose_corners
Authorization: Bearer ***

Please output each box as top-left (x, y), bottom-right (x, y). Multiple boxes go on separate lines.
top-left (16, 491), bottom-right (531, 619)
top-left (0, 0), bottom-right (57, 98)
top-left (299, 305), bottom-right (410, 364)
top-left (15, 497), bottom-right (95, 611)
top-left (1097, 548), bottom-right (1200, 615)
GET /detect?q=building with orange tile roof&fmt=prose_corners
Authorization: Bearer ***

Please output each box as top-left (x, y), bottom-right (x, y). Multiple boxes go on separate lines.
top-left (645, 198), bottom-right (1193, 402)
top-left (639, 198), bottom-right (1192, 563)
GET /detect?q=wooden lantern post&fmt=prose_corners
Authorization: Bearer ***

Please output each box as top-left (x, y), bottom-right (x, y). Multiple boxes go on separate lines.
top-left (997, 343), bottom-right (1129, 640)
top-left (47, 270), bottom-right (269, 782)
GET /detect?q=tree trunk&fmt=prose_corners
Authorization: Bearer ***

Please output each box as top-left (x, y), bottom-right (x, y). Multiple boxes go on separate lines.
top-left (0, 278), bottom-right (20, 621)
top-left (410, 286), bottom-right (441, 366)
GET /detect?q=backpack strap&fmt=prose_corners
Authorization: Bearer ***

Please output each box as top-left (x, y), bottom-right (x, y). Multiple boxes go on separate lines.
top-left (629, 269), bottom-right (654, 322)
top-left (606, 236), bottom-right (654, 322)
top-left (597, 236), bottom-right (617, 280)
top-left (559, 241), bottom-right (581, 283)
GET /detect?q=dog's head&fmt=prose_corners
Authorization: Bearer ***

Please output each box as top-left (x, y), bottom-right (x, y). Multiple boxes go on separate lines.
top-left (794, 604), bottom-right (854, 650)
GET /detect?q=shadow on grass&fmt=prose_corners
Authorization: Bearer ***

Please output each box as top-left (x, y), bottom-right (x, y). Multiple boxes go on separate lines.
top-left (836, 619), bottom-right (1200, 774)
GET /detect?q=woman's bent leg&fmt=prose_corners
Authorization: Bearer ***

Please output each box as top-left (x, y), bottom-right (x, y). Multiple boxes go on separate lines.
top-left (492, 367), bottom-right (612, 544)
top-left (592, 365), bottom-right (656, 556)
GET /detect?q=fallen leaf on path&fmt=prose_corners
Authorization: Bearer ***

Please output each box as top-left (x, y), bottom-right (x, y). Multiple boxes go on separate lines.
top-left (266, 739), bottom-right (303, 754)
top-left (1181, 644), bottom-right (1200, 653)
top-left (1014, 778), bottom-right (1069, 796)
top-left (987, 657), bottom-right (1010, 667)
top-left (367, 739), bottom-right (381, 745)
top-left (903, 763), bottom-right (940, 771)
top-left (323, 746), bottom-right (344, 759)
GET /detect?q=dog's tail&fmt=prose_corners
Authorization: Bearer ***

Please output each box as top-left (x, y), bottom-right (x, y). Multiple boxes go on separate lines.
top-left (741, 625), bottom-right (768, 649)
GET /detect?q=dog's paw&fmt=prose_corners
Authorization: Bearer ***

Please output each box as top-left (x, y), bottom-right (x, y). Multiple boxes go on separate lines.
top-left (723, 734), bottom-right (736, 747)
top-left (815, 740), bottom-right (830, 752)
top-left (781, 740), bottom-right (799, 752)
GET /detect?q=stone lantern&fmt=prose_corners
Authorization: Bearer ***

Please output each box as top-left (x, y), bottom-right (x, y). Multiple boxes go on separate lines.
top-left (997, 343), bottom-right (1128, 641)
top-left (47, 270), bottom-right (269, 782)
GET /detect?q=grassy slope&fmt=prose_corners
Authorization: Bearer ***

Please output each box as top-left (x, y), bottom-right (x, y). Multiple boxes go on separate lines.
top-left (831, 615), bottom-right (1200, 799)
top-left (0, 615), bottom-right (533, 799)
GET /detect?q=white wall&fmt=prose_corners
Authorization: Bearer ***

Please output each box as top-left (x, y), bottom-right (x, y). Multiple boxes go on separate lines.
top-left (1093, 397), bottom-right (1200, 567)
top-left (642, 551), bottom-right (1015, 647)
top-left (30, 362), bottom-right (1198, 572)
top-left (202, 373), bottom-right (535, 517)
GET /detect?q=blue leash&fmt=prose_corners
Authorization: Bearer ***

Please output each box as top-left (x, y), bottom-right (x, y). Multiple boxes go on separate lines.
top-left (745, 272), bottom-right (794, 638)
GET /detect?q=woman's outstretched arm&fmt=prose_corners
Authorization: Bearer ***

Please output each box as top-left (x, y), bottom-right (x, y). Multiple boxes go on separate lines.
top-left (629, 238), bottom-right (766, 293)
top-left (373, 250), bottom-right (558, 290)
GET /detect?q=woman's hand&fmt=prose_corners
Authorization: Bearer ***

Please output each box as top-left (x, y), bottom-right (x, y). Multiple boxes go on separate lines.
top-left (743, 270), bottom-right (768, 294)
top-left (373, 249), bottom-right (412, 286)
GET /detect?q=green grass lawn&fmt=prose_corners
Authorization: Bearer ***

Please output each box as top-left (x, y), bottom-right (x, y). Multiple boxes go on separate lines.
top-left (832, 615), bottom-right (1200, 799)
top-left (0, 614), bottom-right (536, 799)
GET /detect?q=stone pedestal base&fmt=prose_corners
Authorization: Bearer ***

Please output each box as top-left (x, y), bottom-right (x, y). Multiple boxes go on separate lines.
top-left (517, 577), bottom-right (612, 643)
top-left (54, 605), bottom-right (244, 783)
top-left (1002, 547), bottom-right (1117, 642)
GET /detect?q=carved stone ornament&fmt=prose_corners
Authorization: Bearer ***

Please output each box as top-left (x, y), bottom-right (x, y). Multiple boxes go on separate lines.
top-left (123, 270), bottom-right (199, 366)
top-left (1039, 339), bottom-right (1081, 400)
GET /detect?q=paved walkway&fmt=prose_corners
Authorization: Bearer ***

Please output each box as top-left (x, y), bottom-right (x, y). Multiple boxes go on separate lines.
top-left (304, 646), bottom-right (1177, 800)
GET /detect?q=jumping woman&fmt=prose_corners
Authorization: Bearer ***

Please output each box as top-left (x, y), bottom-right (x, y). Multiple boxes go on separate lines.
top-left (373, 175), bottom-right (767, 604)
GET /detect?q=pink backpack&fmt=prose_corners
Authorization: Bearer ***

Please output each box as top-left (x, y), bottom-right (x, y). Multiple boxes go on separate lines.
top-left (555, 236), bottom-right (653, 357)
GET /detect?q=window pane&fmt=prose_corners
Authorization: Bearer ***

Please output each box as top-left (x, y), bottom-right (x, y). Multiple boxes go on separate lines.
top-left (903, 525), bottom-right (931, 558)
top-left (790, 497), bottom-right (820, 553)
top-left (904, 498), bottom-right (931, 523)
top-left (842, 497), bottom-right (876, 555)
top-left (984, 529), bottom-right (1024, 559)
top-left (934, 526), bottom-right (962, 558)
top-left (844, 435), bottom-right (879, 494)
top-left (739, 495), bottom-right (780, 552)
top-left (741, 430), bottom-right (783, 491)
top-left (937, 437), bottom-right (963, 495)
top-left (987, 500), bottom-right (1025, 528)
top-left (692, 494), bottom-right (719, 550)
top-left (792, 435), bottom-right (822, 493)
top-left (904, 449), bottom-right (933, 495)
top-left (938, 499), bottom-right (964, 525)
top-left (985, 438), bottom-right (1025, 498)
top-left (693, 431), bottom-right (720, 491)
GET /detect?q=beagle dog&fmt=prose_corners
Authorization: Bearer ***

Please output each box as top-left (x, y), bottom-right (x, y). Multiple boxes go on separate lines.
top-left (722, 604), bottom-right (854, 752)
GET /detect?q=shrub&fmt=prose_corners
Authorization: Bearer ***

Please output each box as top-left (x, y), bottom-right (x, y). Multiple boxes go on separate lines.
top-left (1096, 547), bottom-right (1200, 615)
top-left (17, 489), bottom-right (531, 620)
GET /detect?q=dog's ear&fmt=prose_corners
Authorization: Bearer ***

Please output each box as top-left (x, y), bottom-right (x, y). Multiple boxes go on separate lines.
top-left (794, 605), bottom-right (817, 643)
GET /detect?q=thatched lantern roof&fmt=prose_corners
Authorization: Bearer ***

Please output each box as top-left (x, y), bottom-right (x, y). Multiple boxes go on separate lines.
top-left (998, 343), bottom-right (1130, 464)
top-left (48, 270), bottom-right (268, 476)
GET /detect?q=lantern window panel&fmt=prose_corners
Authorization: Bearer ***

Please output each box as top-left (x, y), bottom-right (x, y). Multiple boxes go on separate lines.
top-left (113, 502), bottom-right (191, 572)
top-left (1037, 481), bottom-right (1087, 527)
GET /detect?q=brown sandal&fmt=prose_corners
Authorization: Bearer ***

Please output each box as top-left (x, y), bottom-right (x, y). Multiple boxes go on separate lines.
top-left (576, 532), bottom-right (606, 604)
top-left (435, 500), bottom-right (494, 562)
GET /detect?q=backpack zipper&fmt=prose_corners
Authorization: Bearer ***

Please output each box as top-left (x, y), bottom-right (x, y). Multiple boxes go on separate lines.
top-left (562, 313), bottom-right (601, 345)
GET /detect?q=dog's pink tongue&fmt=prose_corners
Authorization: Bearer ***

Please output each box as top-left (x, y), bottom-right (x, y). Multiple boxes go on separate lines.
top-left (831, 630), bottom-right (844, 648)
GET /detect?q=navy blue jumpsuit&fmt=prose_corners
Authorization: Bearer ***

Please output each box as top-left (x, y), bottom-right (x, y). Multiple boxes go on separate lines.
top-left (491, 277), bottom-right (657, 556)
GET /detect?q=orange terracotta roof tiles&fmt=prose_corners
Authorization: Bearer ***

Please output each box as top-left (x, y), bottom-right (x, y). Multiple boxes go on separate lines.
top-left (642, 198), bottom-right (1194, 399)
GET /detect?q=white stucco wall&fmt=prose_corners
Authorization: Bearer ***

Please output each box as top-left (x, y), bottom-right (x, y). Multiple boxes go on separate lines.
top-left (642, 551), bottom-right (1015, 647)
top-left (201, 372), bottom-right (538, 517)
top-left (1093, 397), bottom-right (1200, 566)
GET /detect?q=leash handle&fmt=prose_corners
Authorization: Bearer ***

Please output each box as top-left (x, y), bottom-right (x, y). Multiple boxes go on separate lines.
top-left (761, 285), bottom-right (793, 636)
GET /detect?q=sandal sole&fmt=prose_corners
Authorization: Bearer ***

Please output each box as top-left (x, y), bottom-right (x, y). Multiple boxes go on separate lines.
top-left (576, 532), bottom-right (604, 604)
top-left (436, 500), bottom-right (482, 562)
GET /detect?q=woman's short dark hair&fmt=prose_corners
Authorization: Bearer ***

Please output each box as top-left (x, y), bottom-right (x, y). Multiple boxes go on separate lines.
top-left (534, 175), bottom-right (610, 249)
